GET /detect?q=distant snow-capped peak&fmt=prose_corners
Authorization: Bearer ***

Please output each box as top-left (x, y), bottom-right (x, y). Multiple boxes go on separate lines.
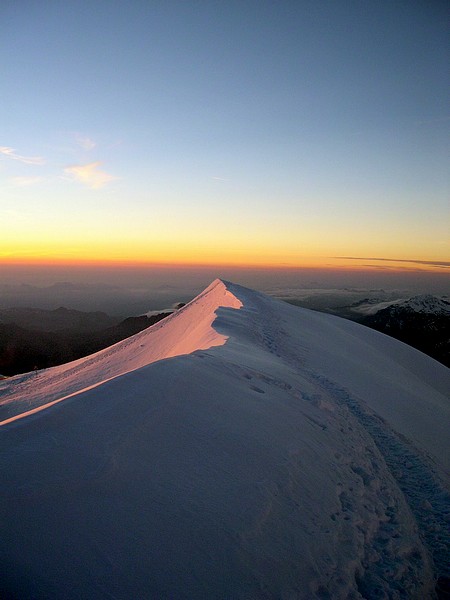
top-left (394, 294), bottom-right (450, 315)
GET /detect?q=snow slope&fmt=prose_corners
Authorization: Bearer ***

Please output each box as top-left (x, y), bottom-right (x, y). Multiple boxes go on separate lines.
top-left (1, 279), bottom-right (449, 599)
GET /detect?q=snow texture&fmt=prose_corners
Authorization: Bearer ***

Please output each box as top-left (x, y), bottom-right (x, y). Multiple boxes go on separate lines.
top-left (1, 279), bottom-right (449, 599)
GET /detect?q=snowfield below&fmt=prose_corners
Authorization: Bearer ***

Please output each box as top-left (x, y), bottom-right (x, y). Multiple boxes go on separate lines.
top-left (1, 279), bottom-right (449, 599)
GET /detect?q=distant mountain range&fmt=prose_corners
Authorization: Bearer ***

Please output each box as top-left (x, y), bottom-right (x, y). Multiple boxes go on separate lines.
top-left (358, 295), bottom-right (450, 368)
top-left (0, 306), bottom-right (119, 332)
top-left (378, 295), bottom-right (450, 316)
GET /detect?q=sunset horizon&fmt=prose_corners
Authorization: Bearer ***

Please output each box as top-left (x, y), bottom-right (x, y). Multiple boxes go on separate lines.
top-left (2, 2), bottom-right (448, 286)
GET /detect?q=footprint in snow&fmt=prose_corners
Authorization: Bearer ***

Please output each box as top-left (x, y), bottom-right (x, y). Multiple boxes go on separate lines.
top-left (250, 385), bottom-right (265, 394)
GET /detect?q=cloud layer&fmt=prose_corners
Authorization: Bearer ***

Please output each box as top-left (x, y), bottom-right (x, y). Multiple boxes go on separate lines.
top-left (336, 257), bottom-right (450, 269)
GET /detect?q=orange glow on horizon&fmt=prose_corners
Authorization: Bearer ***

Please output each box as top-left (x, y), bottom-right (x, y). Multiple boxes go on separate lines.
top-left (3, 206), bottom-right (448, 275)
top-left (0, 253), bottom-right (448, 274)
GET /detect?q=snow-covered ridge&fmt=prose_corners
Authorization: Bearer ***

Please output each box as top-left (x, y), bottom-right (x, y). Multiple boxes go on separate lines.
top-left (0, 278), bottom-right (242, 424)
top-left (393, 294), bottom-right (450, 315)
top-left (1, 280), bottom-right (449, 599)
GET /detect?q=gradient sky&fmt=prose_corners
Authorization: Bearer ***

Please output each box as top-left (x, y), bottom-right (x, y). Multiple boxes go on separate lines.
top-left (1, 1), bottom-right (449, 272)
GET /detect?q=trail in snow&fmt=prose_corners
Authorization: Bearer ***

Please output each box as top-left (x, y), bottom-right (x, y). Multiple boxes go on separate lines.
top-left (310, 374), bottom-right (450, 585)
top-left (227, 283), bottom-right (449, 594)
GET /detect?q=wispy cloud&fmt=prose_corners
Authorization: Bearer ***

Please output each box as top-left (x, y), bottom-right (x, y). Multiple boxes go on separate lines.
top-left (64, 161), bottom-right (117, 189)
top-left (336, 257), bottom-right (450, 269)
top-left (75, 134), bottom-right (96, 151)
top-left (0, 146), bottom-right (45, 165)
top-left (10, 176), bottom-right (44, 187)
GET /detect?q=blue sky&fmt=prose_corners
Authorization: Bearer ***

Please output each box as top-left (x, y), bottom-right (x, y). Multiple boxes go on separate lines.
top-left (1, 1), bottom-right (449, 268)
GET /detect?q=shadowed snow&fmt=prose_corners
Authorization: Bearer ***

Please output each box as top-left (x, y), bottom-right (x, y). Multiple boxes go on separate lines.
top-left (0, 279), bottom-right (448, 599)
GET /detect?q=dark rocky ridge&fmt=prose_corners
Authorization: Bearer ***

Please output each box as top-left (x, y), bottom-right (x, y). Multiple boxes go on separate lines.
top-left (361, 297), bottom-right (449, 368)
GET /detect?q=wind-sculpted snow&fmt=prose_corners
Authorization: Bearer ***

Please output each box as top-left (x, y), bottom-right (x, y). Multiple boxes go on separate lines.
top-left (0, 280), bottom-right (449, 599)
top-left (0, 278), bottom-right (242, 424)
